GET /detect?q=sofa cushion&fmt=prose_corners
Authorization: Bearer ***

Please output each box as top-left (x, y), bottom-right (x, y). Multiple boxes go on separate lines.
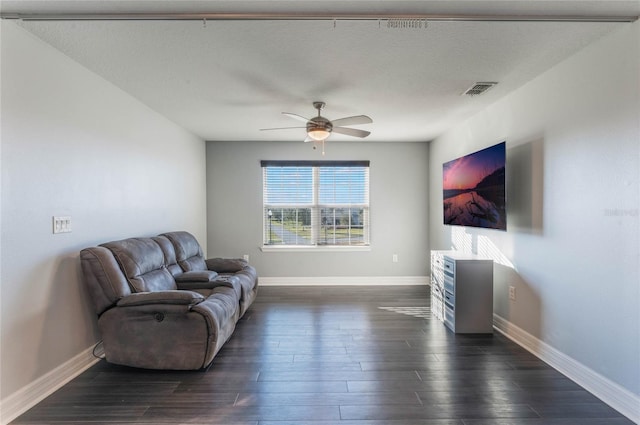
top-left (80, 246), bottom-right (133, 315)
top-left (161, 231), bottom-right (207, 272)
top-left (101, 238), bottom-right (176, 293)
top-left (152, 235), bottom-right (183, 277)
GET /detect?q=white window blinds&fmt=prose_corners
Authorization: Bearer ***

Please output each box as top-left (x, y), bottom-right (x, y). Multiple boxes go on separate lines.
top-left (262, 160), bottom-right (370, 247)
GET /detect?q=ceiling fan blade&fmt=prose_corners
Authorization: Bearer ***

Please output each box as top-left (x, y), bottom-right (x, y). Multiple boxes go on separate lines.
top-left (260, 126), bottom-right (306, 131)
top-left (282, 112), bottom-right (310, 123)
top-left (333, 127), bottom-right (371, 138)
top-left (331, 115), bottom-right (373, 127)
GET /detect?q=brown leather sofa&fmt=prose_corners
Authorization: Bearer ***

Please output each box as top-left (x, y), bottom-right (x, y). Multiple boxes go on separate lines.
top-left (80, 231), bottom-right (258, 370)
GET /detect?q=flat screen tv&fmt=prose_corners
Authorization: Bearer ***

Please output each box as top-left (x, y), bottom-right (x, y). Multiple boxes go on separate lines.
top-left (443, 141), bottom-right (506, 230)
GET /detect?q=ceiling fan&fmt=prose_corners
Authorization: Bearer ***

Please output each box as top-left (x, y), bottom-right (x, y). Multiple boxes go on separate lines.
top-left (260, 101), bottom-right (373, 154)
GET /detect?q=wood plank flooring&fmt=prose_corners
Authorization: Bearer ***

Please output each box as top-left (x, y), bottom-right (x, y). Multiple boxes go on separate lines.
top-left (12, 286), bottom-right (633, 424)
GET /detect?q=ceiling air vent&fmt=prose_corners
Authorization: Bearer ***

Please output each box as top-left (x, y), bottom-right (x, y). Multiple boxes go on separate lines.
top-left (463, 82), bottom-right (497, 96)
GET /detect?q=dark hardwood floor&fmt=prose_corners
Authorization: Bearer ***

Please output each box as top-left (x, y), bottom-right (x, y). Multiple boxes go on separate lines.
top-left (12, 286), bottom-right (632, 424)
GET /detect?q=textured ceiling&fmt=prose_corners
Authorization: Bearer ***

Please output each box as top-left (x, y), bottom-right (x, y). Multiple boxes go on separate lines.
top-left (2, 1), bottom-right (638, 143)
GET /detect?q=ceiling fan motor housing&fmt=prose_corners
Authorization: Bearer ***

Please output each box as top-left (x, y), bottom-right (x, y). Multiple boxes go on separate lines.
top-left (307, 116), bottom-right (333, 133)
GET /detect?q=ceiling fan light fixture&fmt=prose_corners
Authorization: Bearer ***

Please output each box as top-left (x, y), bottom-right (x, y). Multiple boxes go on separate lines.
top-left (307, 127), bottom-right (331, 141)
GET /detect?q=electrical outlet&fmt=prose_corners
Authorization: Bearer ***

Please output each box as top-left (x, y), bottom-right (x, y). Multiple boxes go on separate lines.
top-left (509, 286), bottom-right (516, 301)
top-left (392, 254), bottom-right (398, 263)
top-left (243, 254), bottom-right (249, 262)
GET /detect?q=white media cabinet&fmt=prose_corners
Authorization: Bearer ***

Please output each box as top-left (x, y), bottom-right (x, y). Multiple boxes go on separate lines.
top-left (430, 250), bottom-right (494, 334)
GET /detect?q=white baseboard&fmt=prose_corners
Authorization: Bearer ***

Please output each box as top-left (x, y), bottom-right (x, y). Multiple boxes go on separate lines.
top-left (259, 276), bottom-right (429, 286)
top-left (493, 314), bottom-right (640, 424)
top-left (0, 344), bottom-right (103, 425)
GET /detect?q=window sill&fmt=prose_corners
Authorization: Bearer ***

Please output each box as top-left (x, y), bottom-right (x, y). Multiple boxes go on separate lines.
top-left (260, 245), bottom-right (371, 253)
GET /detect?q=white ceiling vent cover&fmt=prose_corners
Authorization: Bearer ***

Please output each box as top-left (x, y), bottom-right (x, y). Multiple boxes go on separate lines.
top-left (463, 82), bottom-right (498, 96)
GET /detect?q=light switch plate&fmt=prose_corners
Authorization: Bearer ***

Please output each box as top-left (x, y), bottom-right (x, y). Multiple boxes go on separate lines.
top-left (53, 216), bottom-right (72, 234)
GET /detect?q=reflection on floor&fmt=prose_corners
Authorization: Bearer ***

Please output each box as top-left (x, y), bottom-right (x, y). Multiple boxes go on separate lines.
top-left (378, 305), bottom-right (432, 319)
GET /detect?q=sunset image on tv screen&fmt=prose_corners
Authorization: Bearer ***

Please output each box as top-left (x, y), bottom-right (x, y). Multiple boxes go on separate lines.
top-left (443, 142), bottom-right (506, 230)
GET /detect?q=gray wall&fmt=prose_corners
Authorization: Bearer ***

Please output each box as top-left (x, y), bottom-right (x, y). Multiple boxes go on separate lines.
top-left (1, 21), bottom-right (207, 407)
top-left (206, 140), bottom-right (430, 280)
top-left (428, 22), bottom-right (639, 397)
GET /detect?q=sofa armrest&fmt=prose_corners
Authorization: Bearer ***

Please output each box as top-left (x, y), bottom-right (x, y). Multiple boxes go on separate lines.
top-left (205, 257), bottom-right (248, 273)
top-left (117, 290), bottom-right (204, 307)
top-left (174, 271), bottom-right (219, 290)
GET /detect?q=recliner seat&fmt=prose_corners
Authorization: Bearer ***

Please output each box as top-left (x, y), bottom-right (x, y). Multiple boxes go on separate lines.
top-left (80, 231), bottom-right (258, 370)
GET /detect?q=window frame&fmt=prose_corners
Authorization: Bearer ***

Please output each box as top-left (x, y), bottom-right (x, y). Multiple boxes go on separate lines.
top-left (261, 160), bottom-right (371, 251)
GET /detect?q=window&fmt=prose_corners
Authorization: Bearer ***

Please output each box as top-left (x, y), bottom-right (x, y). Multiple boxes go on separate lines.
top-left (262, 160), bottom-right (370, 248)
